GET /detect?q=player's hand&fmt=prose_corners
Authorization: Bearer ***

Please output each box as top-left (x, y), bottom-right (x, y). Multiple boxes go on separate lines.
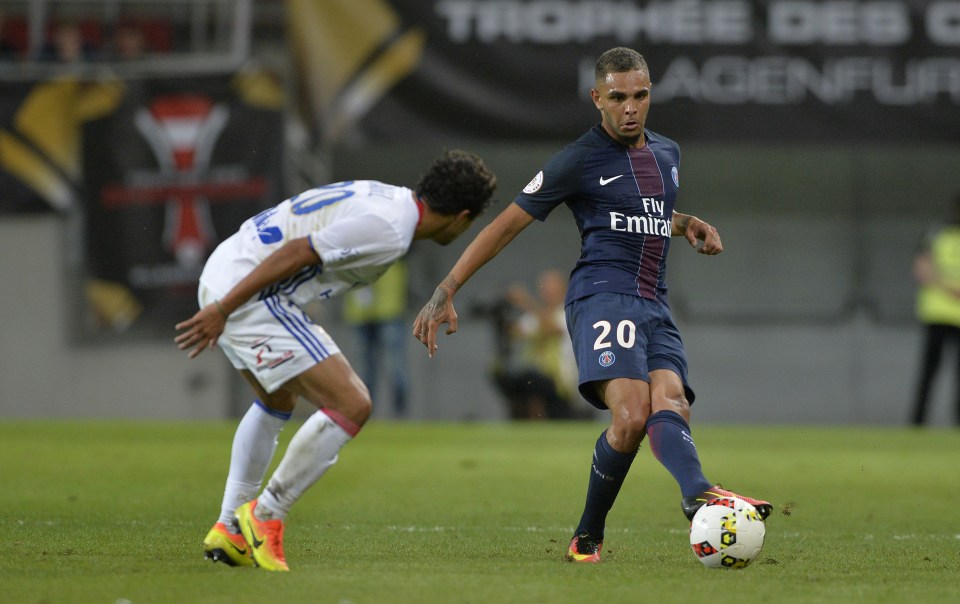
top-left (174, 303), bottom-right (225, 359)
top-left (684, 217), bottom-right (723, 255)
top-left (413, 285), bottom-right (459, 358)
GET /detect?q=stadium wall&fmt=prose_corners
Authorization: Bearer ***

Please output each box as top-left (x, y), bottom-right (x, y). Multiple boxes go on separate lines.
top-left (1, 142), bottom-right (958, 426)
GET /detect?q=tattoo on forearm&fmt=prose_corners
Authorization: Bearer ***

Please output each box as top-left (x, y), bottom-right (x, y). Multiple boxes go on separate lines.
top-left (440, 274), bottom-right (461, 293)
top-left (425, 284), bottom-right (451, 317)
top-left (671, 212), bottom-right (689, 236)
top-left (428, 287), bottom-right (448, 310)
top-left (424, 275), bottom-right (460, 317)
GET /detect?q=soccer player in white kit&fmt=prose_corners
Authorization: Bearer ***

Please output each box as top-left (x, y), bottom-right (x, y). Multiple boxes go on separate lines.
top-left (175, 150), bottom-right (497, 571)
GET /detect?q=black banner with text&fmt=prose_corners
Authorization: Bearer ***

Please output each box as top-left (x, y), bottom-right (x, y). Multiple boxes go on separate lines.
top-left (315, 0), bottom-right (960, 142)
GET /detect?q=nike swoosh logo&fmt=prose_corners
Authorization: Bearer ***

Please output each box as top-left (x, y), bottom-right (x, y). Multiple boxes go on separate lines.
top-left (247, 519), bottom-right (264, 549)
top-left (599, 175), bottom-right (624, 186)
top-left (229, 540), bottom-right (248, 555)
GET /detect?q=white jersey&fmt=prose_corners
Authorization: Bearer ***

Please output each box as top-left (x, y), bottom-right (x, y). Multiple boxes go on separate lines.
top-left (200, 180), bottom-right (420, 306)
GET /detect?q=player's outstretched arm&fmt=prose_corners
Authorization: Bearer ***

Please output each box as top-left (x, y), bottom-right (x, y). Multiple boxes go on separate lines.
top-left (414, 203), bottom-right (535, 358)
top-left (175, 238), bottom-right (321, 358)
top-left (173, 303), bottom-right (228, 359)
top-left (672, 211), bottom-right (723, 255)
top-left (412, 274), bottom-right (461, 359)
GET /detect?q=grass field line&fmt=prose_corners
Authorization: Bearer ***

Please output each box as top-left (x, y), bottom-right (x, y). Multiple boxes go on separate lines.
top-left (305, 523), bottom-right (960, 542)
top-left (6, 517), bottom-right (959, 541)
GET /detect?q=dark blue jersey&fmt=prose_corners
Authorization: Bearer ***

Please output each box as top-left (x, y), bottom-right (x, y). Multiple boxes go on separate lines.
top-left (515, 126), bottom-right (682, 305)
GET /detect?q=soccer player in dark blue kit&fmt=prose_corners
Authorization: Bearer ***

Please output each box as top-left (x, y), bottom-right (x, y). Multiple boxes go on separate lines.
top-left (413, 47), bottom-right (772, 563)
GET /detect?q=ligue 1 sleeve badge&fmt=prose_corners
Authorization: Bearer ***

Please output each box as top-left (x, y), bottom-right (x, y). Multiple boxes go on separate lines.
top-left (671, 165), bottom-right (679, 188)
top-left (599, 350), bottom-right (616, 367)
top-left (523, 171), bottom-right (544, 194)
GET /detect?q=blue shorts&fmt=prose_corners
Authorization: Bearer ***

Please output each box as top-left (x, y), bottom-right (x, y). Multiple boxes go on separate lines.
top-left (565, 292), bottom-right (695, 410)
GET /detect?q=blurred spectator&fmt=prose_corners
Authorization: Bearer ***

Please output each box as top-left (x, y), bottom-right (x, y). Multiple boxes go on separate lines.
top-left (488, 269), bottom-right (590, 420)
top-left (42, 20), bottom-right (95, 63)
top-left (342, 261), bottom-right (410, 418)
top-left (0, 10), bottom-right (18, 59)
top-left (910, 193), bottom-right (960, 426)
top-left (113, 20), bottom-right (146, 60)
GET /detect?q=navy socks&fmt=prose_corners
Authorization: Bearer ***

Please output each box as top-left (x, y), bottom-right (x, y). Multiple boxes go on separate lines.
top-left (645, 410), bottom-right (711, 497)
top-left (574, 431), bottom-right (636, 540)
top-left (574, 412), bottom-right (713, 538)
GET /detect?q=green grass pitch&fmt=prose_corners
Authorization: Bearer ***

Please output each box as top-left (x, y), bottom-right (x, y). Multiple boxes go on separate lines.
top-left (1, 420), bottom-right (957, 603)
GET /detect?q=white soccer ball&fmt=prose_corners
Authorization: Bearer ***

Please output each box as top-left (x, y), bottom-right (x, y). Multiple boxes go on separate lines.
top-left (689, 497), bottom-right (766, 569)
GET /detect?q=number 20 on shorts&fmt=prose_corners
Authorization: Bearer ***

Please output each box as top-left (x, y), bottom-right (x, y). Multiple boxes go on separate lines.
top-left (592, 319), bottom-right (636, 350)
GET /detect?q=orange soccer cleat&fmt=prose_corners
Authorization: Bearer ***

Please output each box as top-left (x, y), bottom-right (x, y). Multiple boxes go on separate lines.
top-left (682, 484), bottom-right (773, 521)
top-left (202, 521), bottom-right (254, 567)
top-left (565, 533), bottom-right (603, 563)
top-left (235, 499), bottom-right (289, 571)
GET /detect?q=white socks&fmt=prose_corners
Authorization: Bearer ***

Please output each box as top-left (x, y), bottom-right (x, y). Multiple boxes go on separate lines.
top-left (256, 410), bottom-right (353, 520)
top-left (217, 401), bottom-right (290, 528)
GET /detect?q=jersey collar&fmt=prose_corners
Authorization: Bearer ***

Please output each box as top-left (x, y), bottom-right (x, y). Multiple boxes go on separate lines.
top-left (413, 193), bottom-right (425, 226)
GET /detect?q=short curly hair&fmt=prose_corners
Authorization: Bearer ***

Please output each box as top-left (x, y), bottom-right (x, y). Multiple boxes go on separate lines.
top-left (415, 150), bottom-right (497, 218)
top-left (595, 47), bottom-right (649, 82)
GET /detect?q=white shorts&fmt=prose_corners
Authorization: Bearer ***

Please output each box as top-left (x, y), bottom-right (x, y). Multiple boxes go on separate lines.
top-left (199, 284), bottom-right (341, 393)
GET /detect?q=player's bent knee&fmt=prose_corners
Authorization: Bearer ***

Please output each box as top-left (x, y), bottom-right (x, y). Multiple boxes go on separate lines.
top-left (322, 406), bottom-right (364, 437)
top-left (653, 396), bottom-right (690, 420)
top-left (320, 388), bottom-right (371, 430)
top-left (610, 407), bottom-right (648, 446)
top-left (348, 392), bottom-right (373, 425)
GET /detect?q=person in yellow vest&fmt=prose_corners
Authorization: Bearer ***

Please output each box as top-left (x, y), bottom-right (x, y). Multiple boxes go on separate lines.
top-left (343, 260), bottom-right (410, 417)
top-left (911, 194), bottom-right (960, 426)
top-left (498, 269), bottom-right (591, 419)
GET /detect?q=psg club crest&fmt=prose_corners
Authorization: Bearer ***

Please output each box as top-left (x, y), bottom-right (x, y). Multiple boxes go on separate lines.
top-left (599, 350), bottom-right (616, 367)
